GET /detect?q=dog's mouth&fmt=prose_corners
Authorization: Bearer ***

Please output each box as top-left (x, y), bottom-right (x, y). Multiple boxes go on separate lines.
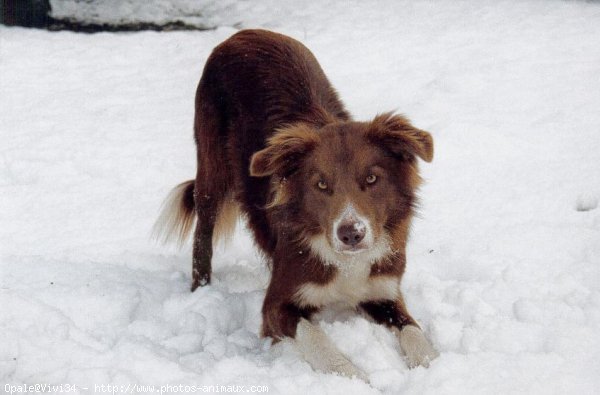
top-left (308, 232), bottom-right (390, 266)
top-left (335, 243), bottom-right (370, 255)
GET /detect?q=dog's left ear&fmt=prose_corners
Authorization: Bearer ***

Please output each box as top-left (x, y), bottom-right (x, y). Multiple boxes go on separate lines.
top-left (250, 123), bottom-right (320, 177)
top-left (366, 112), bottom-right (433, 162)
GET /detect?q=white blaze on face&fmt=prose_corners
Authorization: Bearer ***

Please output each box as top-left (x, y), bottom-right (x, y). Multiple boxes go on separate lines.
top-left (298, 202), bottom-right (397, 308)
top-left (307, 202), bottom-right (391, 267)
top-left (332, 203), bottom-right (373, 253)
top-left (301, 203), bottom-right (396, 308)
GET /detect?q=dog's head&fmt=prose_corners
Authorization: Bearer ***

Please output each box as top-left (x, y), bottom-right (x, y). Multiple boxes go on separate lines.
top-left (250, 113), bottom-right (433, 265)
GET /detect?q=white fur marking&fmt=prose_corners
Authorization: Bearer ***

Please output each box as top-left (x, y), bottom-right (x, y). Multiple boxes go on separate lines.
top-left (295, 267), bottom-right (399, 308)
top-left (294, 318), bottom-right (367, 380)
top-left (393, 325), bottom-right (439, 368)
top-left (152, 181), bottom-right (195, 247)
top-left (332, 203), bottom-right (374, 253)
top-left (301, 205), bottom-right (395, 308)
top-left (308, 232), bottom-right (391, 268)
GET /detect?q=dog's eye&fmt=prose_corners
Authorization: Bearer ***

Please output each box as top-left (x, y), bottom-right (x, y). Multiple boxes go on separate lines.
top-left (366, 174), bottom-right (377, 184)
top-left (317, 180), bottom-right (328, 190)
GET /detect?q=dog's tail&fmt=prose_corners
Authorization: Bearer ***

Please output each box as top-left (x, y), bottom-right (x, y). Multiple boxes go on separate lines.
top-left (152, 180), bottom-right (239, 247)
top-left (152, 180), bottom-right (196, 247)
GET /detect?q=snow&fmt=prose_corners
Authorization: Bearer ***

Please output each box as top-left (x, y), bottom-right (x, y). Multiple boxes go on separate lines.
top-left (2, 0), bottom-right (600, 393)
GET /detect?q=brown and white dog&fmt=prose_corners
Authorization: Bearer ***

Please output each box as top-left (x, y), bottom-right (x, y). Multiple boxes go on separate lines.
top-left (154, 29), bottom-right (438, 377)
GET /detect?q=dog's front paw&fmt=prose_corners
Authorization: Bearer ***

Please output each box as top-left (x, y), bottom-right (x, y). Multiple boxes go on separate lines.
top-left (396, 325), bottom-right (439, 368)
top-left (295, 318), bottom-right (368, 381)
top-left (327, 352), bottom-right (368, 381)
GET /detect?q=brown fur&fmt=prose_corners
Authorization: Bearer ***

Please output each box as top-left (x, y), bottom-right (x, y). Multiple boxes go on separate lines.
top-left (155, 30), bottom-right (434, 349)
top-left (153, 182), bottom-right (239, 247)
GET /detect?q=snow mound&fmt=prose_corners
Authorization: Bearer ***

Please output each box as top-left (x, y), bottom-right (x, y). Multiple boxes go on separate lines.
top-left (2, 1), bottom-right (600, 393)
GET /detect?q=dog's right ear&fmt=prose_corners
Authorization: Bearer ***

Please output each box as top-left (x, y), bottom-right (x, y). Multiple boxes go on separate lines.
top-left (250, 124), bottom-right (320, 177)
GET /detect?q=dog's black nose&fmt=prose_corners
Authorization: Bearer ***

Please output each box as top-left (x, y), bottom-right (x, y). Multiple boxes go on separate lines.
top-left (337, 222), bottom-right (366, 246)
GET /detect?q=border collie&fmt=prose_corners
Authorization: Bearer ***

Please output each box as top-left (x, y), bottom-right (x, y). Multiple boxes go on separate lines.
top-left (154, 29), bottom-right (438, 378)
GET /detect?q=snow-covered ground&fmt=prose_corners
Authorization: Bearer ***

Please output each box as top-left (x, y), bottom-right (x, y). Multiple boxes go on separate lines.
top-left (2, 1), bottom-right (600, 394)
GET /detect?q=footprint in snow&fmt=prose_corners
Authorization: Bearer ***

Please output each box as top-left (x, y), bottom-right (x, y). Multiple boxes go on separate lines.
top-left (575, 193), bottom-right (598, 212)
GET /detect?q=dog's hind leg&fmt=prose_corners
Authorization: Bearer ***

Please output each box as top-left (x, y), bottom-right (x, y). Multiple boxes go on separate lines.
top-left (191, 190), bottom-right (217, 291)
top-left (191, 177), bottom-right (237, 291)
top-left (191, 85), bottom-right (231, 291)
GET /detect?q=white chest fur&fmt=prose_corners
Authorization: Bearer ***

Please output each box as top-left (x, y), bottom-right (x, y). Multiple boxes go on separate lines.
top-left (294, 260), bottom-right (400, 308)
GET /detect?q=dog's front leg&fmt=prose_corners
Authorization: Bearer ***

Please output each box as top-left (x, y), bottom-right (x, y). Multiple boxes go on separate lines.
top-left (261, 298), bottom-right (366, 380)
top-left (360, 299), bottom-right (439, 368)
top-left (294, 318), bottom-right (367, 380)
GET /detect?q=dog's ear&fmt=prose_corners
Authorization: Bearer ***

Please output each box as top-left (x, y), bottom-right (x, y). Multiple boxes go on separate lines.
top-left (366, 112), bottom-right (433, 162)
top-left (250, 124), bottom-right (320, 177)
